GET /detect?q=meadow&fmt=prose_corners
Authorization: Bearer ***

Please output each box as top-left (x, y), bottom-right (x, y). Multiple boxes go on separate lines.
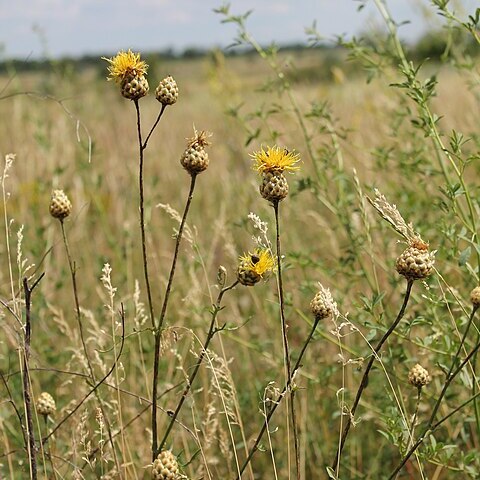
top-left (1, 2), bottom-right (480, 479)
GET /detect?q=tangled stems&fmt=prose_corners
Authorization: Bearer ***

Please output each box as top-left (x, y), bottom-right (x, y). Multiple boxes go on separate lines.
top-left (389, 305), bottom-right (479, 478)
top-left (236, 314), bottom-right (322, 479)
top-left (273, 200), bottom-right (299, 478)
top-left (157, 280), bottom-right (239, 452)
top-left (332, 279), bottom-right (414, 473)
top-left (152, 174), bottom-right (198, 459)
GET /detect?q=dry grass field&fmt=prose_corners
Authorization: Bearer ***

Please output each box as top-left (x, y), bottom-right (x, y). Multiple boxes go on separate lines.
top-left (1, 5), bottom-right (480, 478)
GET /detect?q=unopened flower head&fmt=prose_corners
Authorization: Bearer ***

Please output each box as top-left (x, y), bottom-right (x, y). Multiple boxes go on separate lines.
top-left (103, 50), bottom-right (148, 83)
top-left (251, 145), bottom-right (300, 174)
top-left (237, 248), bottom-right (275, 286)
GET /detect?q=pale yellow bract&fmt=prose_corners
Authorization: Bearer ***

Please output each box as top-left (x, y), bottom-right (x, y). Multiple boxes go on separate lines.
top-left (239, 248), bottom-right (275, 276)
top-left (251, 145), bottom-right (300, 174)
top-left (103, 50), bottom-right (148, 83)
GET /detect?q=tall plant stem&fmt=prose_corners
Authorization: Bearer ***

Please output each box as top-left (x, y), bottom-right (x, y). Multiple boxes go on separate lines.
top-left (134, 101), bottom-right (166, 330)
top-left (332, 279), bottom-right (414, 473)
top-left (236, 316), bottom-right (321, 479)
top-left (22, 274), bottom-right (44, 480)
top-left (158, 280), bottom-right (238, 452)
top-left (389, 306), bottom-right (479, 478)
top-left (152, 174), bottom-right (198, 460)
top-left (273, 200), bottom-right (299, 478)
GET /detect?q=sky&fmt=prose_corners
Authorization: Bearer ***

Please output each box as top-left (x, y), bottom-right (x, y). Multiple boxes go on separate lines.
top-left (1, 0), bottom-right (478, 59)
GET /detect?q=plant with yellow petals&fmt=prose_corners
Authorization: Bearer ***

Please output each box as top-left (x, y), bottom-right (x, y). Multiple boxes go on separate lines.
top-left (237, 248), bottom-right (275, 286)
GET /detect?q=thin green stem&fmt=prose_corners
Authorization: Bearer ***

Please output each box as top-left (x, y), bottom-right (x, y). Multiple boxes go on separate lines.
top-left (332, 279), bottom-right (414, 473)
top-left (134, 99), bottom-right (156, 330)
top-left (273, 200), bottom-right (299, 478)
top-left (152, 174), bottom-right (198, 460)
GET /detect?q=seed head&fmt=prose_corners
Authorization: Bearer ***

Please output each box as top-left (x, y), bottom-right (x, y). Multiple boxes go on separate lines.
top-left (237, 248), bottom-right (275, 286)
top-left (310, 285), bottom-right (335, 321)
top-left (395, 237), bottom-right (434, 280)
top-left (470, 286), bottom-right (480, 309)
top-left (180, 128), bottom-right (212, 175)
top-left (152, 450), bottom-right (181, 480)
top-left (251, 145), bottom-right (300, 174)
top-left (408, 364), bottom-right (431, 389)
top-left (49, 190), bottom-right (72, 220)
top-left (103, 50), bottom-right (148, 83)
top-left (155, 75), bottom-right (179, 105)
top-left (37, 392), bottom-right (56, 416)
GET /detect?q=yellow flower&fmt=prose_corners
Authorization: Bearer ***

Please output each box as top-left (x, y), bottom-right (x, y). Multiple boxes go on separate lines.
top-left (239, 248), bottom-right (275, 276)
top-left (237, 248), bottom-right (275, 286)
top-left (251, 145), bottom-right (300, 174)
top-left (103, 50), bottom-right (148, 83)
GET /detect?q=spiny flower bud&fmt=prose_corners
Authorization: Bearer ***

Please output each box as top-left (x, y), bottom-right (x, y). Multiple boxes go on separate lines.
top-left (408, 364), bottom-right (431, 389)
top-left (310, 284), bottom-right (335, 321)
top-left (180, 128), bottom-right (212, 175)
top-left (155, 75), bottom-right (179, 105)
top-left (152, 450), bottom-right (181, 480)
top-left (395, 237), bottom-right (434, 280)
top-left (37, 391), bottom-right (56, 416)
top-left (49, 190), bottom-right (72, 220)
top-left (237, 248), bottom-right (275, 287)
top-left (470, 286), bottom-right (480, 309)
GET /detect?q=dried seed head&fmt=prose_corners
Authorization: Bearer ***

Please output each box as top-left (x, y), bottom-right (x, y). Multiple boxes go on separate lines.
top-left (310, 285), bottom-right (335, 321)
top-left (37, 392), bottom-right (56, 416)
top-left (470, 286), bottom-right (480, 308)
top-left (49, 190), bottom-right (72, 220)
top-left (155, 75), bottom-right (179, 105)
top-left (260, 171), bottom-right (289, 202)
top-left (152, 450), bottom-right (180, 480)
top-left (395, 237), bottom-right (434, 280)
top-left (408, 364), bottom-right (431, 389)
top-left (180, 128), bottom-right (212, 175)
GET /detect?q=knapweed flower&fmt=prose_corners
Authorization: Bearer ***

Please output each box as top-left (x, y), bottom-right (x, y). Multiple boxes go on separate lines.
top-left (237, 248), bottom-right (275, 286)
top-left (251, 145), bottom-right (300, 174)
top-left (251, 145), bottom-right (300, 202)
top-left (103, 50), bottom-right (149, 100)
top-left (37, 392), bottom-right (56, 416)
top-left (408, 364), bottom-right (431, 389)
top-left (395, 236), bottom-right (435, 281)
top-left (49, 189), bottom-right (72, 220)
top-left (180, 128), bottom-right (212, 175)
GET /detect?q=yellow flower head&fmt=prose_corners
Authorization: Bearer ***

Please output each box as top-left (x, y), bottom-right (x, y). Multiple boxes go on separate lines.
top-left (251, 145), bottom-right (300, 174)
top-left (103, 50), bottom-right (148, 83)
top-left (239, 248), bottom-right (275, 276)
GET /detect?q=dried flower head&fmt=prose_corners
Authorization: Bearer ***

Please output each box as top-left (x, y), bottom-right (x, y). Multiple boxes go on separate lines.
top-left (470, 286), bottom-right (480, 309)
top-left (180, 128), bottom-right (212, 175)
top-left (408, 364), bottom-right (431, 389)
top-left (395, 236), bottom-right (435, 281)
top-left (37, 391), bottom-right (56, 416)
top-left (237, 248), bottom-right (275, 286)
top-left (103, 50), bottom-right (148, 83)
top-left (49, 189), bottom-right (72, 220)
top-left (310, 284), bottom-right (335, 321)
top-left (251, 145), bottom-right (300, 174)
